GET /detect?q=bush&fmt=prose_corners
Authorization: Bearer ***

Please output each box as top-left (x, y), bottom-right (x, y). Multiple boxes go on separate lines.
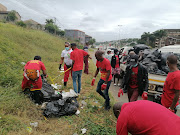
top-left (6, 10), bottom-right (17, 22)
top-left (16, 21), bottom-right (26, 28)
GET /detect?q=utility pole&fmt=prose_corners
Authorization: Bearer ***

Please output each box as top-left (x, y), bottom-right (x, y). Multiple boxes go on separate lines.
top-left (54, 17), bottom-right (57, 35)
top-left (118, 25), bottom-right (122, 48)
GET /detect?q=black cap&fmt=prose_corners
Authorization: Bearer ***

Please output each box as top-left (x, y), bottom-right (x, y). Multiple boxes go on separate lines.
top-left (129, 55), bottom-right (138, 66)
top-left (71, 43), bottom-right (77, 46)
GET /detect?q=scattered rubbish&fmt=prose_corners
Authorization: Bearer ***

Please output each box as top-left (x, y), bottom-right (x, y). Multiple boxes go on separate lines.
top-left (21, 62), bottom-right (26, 65)
top-left (30, 122), bottom-right (38, 128)
top-left (43, 97), bottom-right (79, 117)
top-left (81, 128), bottom-right (87, 134)
top-left (51, 84), bottom-right (62, 90)
top-left (41, 102), bottom-right (48, 109)
top-left (26, 127), bottom-right (32, 133)
top-left (73, 133), bottom-right (78, 135)
top-left (62, 89), bottom-right (78, 99)
top-left (81, 107), bottom-right (84, 109)
top-left (81, 100), bottom-right (87, 107)
top-left (94, 100), bottom-right (98, 104)
top-left (75, 110), bottom-right (80, 115)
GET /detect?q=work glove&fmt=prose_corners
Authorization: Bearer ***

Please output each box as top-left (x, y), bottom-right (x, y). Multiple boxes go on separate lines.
top-left (142, 91), bottom-right (148, 100)
top-left (91, 77), bottom-right (96, 86)
top-left (59, 64), bottom-right (62, 70)
top-left (118, 89), bottom-right (123, 97)
top-left (168, 107), bottom-right (175, 113)
top-left (101, 83), bottom-right (107, 90)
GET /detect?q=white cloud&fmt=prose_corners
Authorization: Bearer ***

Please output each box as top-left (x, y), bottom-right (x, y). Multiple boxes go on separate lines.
top-left (0, 0), bottom-right (180, 41)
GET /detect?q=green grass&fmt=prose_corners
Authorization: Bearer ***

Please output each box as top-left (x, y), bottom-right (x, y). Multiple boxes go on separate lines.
top-left (0, 23), bottom-right (117, 135)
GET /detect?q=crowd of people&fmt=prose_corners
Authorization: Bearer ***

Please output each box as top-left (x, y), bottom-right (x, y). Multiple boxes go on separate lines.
top-left (21, 43), bottom-right (180, 134)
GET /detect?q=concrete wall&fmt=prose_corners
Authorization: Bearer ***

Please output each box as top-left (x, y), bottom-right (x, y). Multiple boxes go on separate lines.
top-left (65, 29), bottom-right (85, 45)
top-left (0, 3), bottom-right (7, 11)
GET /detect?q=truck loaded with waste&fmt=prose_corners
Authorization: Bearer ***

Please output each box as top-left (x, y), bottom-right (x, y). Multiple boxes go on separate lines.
top-left (120, 45), bottom-right (180, 95)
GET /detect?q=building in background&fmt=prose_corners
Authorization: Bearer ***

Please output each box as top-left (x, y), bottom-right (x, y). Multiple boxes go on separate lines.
top-left (24, 19), bottom-right (44, 30)
top-left (65, 29), bottom-right (85, 45)
top-left (0, 3), bottom-right (21, 22)
top-left (85, 35), bottom-right (92, 44)
top-left (0, 3), bottom-right (7, 11)
top-left (156, 29), bottom-right (180, 47)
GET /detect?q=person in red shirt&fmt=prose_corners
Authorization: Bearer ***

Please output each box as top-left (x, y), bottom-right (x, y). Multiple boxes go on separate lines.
top-left (120, 54), bottom-right (149, 102)
top-left (161, 54), bottom-right (180, 113)
top-left (91, 51), bottom-right (112, 110)
top-left (113, 100), bottom-right (180, 135)
top-left (70, 43), bottom-right (91, 94)
top-left (22, 56), bottom-right (47, 104)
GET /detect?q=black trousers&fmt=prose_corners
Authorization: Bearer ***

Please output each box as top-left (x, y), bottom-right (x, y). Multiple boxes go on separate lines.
top-left (30, 90), bottom-right (44, 104)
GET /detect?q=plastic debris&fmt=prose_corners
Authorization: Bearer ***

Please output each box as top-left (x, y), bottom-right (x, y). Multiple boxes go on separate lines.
top-left (41, 102), bottom-right (48, 109)
top-left (81, 128), bottom-right (87, 134)
top-left (21, 62), bottom-right (26, 65)
top-left (26, 127), bottom-right (32, 133)
top-left (30, 122), bottom-right (38, 128)
top-left (75, 110), bottom-right (80, 115)
top-left (62, 89), bottom-right (78, 99)
top-left (51, 84), bottom-right (62, 90)
top-left (81, 100), bottom-right (87, 107)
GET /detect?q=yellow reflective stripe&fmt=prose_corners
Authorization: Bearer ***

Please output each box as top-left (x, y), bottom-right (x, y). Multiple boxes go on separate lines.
top-left (149, 78), bottom-right (165, 83)
top-left (30, 89), bottom-right (41, 91)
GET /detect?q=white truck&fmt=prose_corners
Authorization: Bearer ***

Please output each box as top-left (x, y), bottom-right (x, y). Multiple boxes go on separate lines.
top-left (120, 45), bottom-right (180, 96)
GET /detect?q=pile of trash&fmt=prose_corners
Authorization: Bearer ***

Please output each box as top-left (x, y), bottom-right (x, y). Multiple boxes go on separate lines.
top-left (24, 75), bottom-right (79, 117)
top-left (41, 76), bottom-right (79, 117)
top-left (132, 45), bottom-right (180, 75)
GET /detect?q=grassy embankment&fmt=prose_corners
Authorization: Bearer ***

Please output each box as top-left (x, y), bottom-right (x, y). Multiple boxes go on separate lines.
top-left (0, 23), bottom-right (117, 135)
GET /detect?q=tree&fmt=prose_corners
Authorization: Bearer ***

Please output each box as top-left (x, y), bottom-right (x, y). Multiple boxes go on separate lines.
top-left (45, 23), bottom-right (57, 34)
top-left (7, 10), bottom-right (17, 22)
top-left (16, 21), bottom-right (26, 28)
top-left (45, 19), bottom-right (54, 24)
top-left (89, 38), bottom-right (96, 45)
top-left (153, 30), bottom-right (167, 47)
top-left (56, 30), bottom-right (65, 36)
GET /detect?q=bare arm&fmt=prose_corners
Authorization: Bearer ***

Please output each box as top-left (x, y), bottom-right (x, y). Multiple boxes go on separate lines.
top-left (60, 57), bottom-right (64, 64)
top-left (42, 70), bottom-right (47, 77)
top-left (170, 90), bottom-right (180, 110)
top-left (105, 70), bottom-right (110, 84)
top-left (94, 68), bottom-right (99, 78)
top-left (72, 60), bottom-right (75, 69)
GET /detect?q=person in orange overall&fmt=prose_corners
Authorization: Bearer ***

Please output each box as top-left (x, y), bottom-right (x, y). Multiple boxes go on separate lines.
top-left (22, 56), bottom-right (47, 104)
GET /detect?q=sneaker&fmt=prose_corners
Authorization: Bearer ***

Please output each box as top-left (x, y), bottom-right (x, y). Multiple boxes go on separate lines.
top-left (114, 84), bottom-right (116, 86)
top-left (118, 83), bottom-right (121, 86)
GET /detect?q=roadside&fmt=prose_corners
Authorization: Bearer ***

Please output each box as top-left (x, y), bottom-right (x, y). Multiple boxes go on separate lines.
top-left (90, 49), bottom-right (180, 116)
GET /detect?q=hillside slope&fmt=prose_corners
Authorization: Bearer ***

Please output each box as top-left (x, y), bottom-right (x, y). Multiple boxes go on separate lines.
top-left (0, 23), bottom-right (116, 135)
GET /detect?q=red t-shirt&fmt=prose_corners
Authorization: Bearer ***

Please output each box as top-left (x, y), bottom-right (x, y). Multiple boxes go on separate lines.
top-left (115, 55), bottom-right (120, 68)
top-left (24, 60), bottom-right (46, 72)
top-left (96, 58), bottom-right (112, 81)
top-left (161, 70), bottom-right (180, 108)
top-left (70, 48), bottom-right (88, 71)
top-left (116, 100), bottom-right (180, 135)
top-left (129, 66), bottom-right (138, 88)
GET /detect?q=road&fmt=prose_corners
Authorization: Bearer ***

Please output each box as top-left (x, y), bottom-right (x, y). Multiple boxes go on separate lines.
top-left (90, 50), bottom-right (180, 116)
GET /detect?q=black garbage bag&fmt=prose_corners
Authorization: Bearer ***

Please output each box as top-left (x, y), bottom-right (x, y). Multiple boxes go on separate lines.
top-left (43, 97), bottom-right (79, 117)
top-left (133, 44), bottom-right (150, 54)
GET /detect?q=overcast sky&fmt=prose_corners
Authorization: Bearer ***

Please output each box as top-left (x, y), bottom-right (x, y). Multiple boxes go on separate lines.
top-left (1, 0), bottom-right (180, 41)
